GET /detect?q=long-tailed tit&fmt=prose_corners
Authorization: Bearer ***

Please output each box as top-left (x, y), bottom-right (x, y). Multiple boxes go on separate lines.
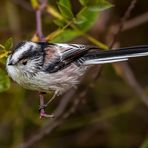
top-left (6, 41), bottom-right (148, 118)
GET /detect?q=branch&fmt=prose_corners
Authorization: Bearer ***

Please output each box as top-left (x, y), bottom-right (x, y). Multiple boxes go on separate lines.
top-left (20, 89), bottom-right (76, 148)
top-left (110, 0), bottom-right (137, 47)
top-left (107, 0), bottom-right (148, 106)
top-left (110, 11), bottom-right (148, 34)
top-left (113, 62), bottom-right (148, 106)
top-left (35, 0), bottom-right (47, 41)
top-left (123, 11), bottom-right (148, 31)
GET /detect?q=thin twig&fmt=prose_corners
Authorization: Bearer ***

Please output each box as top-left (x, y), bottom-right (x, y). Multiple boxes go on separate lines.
top-left (110, 0), bottom-right (137, 48)
top-left (107, 0), bottom-right (148, 106)
top-left (45, 5), bottom-right (108, 49)
top-left (35, 0), bottom-right (47, 41)
top-left (36, 10), bottom-right (44, 40)
top-left (110, 11), bottom-right (148, 34)
top-left (123, 11), bottom-right (148, 31)
top-left (113, 62), bottom-right (148, 106)
top-left (20, 89), bottom-right (76, 148)
top-left (62, 65), bottom-right (103, 120)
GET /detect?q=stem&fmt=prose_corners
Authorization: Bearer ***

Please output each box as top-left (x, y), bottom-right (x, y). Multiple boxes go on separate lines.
top-left (36, 10), bottom-right (44, 40)
top-left (45, 5), bottom-right (108, 49)
top-left (70, 23), bottom-right (108, 50)
top-left (35, 0), bottom-right (47, 41)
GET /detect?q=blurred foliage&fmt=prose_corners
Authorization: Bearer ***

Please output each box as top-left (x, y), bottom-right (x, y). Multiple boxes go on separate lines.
top-left (0, 0), bottom-right (148, 148)
top-left (0, 38), bottom-right (13, 92)
top-left (0, 68), bottom-right (10, 92)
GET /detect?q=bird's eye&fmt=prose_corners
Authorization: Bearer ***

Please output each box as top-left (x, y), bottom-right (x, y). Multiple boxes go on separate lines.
top-left (21, 59), bottom-right (28, 65)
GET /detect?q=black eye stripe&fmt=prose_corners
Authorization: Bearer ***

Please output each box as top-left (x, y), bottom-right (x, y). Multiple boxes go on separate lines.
top-left (18, 46), bottom-right (43, 62)
top-left (18, 45), bottom-right (33, 61)
top-left (19, 51), bottom-right (41, 61)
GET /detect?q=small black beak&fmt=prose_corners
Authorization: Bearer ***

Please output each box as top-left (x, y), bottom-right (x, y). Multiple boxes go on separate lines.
top-left (8, 60), bottom-right (13, 65)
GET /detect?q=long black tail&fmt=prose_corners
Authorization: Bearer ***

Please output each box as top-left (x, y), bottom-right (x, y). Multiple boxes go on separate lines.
top-left (83, 45), bottom-right (148, 65)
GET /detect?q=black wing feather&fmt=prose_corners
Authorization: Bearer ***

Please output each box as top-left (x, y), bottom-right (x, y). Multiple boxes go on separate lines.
top-left (44, 44), bottom-right (98, 73)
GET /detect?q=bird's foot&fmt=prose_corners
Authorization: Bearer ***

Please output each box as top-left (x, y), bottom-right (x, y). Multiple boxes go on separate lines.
top-left (39, 105), bottom-right (54, 119)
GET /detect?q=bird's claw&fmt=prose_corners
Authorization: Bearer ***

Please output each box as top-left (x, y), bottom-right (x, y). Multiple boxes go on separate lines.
top-left (39, 104), bottom-right (54, 119)
top-left (40, 112), bottom-right (54, 119)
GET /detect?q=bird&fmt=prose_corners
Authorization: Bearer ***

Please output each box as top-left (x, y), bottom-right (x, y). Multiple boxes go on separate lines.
top-left (6, 41), bottom-right (148, 118)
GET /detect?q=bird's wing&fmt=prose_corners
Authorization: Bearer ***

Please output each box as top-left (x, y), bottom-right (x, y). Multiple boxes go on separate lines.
top-left (38, 42), bottom-right (148, 73)
top-left (42, 43), bottom-right (98, 73)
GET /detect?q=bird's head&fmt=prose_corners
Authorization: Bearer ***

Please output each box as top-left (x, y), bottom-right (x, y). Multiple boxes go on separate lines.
top-left (6, 41), bottom-right (44, 80)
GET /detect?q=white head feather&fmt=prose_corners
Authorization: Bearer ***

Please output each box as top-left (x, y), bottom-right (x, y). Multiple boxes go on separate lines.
top-left (11, 41), bottom-right (38, 64)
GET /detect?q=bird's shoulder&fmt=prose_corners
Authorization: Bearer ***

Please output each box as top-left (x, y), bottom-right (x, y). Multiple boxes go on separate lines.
top-left (43, 43), bottom-right (86, 62)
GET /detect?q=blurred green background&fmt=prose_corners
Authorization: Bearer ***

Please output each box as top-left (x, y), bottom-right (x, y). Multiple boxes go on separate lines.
top-left (0, 0), bottom-right (148, 148)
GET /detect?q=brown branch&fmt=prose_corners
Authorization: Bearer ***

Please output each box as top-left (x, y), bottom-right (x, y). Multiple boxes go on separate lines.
top-left (62, 65), bottom-right (103, 119)
top-left (107, 0), bottom-right (148, 106)
top-left (35, 0), bottom-right (47, 41)
top-left (113, 62), bottom-right (148, 106)
top-left (110, 11), bottom-right (148, 34)
top-left (123, 11), bottom-right (148, 31)
top-left (110, 0), bottom-right (138, 48)
top-left (20, 89), bottom-right (76, 148)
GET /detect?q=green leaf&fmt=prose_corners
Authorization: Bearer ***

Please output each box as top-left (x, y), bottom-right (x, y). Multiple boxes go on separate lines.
top-left (4, 38), bottom-right (13, 51)
top-left (51, 29), bottom-right (79, 43)
top-left (74, 8), bottom-right (88, 25)
top-left (79, 0), bottom-right (113, 12)
top-left (52, 0), bottom-right (110, 44)
top-left (0, 69), bottom-right (10, 92)
top-left (76, 7), bottom-right (99, 31)
top-left (53, 8), bottom-right (100, 42)
top-left (89, 0), bottom-right (113, 12)
top-left (57, 0), bottom-right (74, 19)
top-left (59, 0), bottom-right (71, 10)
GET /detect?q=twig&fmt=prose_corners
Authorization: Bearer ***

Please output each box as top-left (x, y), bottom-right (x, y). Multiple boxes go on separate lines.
top-left (45, 5), bottom-right (108, 49)
top-left (36, 10), bottom-right (44, 40)
top-left (20, 89), bottom-right (76, 148)
top-left (35, 0), bottom-right (47, 41)
top-left (107, 0), bottom-right (148, 106)
top-left (123, 11), bottom-right (148, 31)
top-left (110, 11), bottom-right (148, 34)
top-left (62, 99), bottom-right (138, 129)
top-left (62, 65), bottom-right (103, 120)
top-left (113, 62), bottom-right (148, 106)
top-left (110, 0), bottom-right (137, 48)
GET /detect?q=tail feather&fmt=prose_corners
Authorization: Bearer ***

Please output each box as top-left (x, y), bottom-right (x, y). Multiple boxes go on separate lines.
top-left (83, 45), bottom-right (148, 65)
